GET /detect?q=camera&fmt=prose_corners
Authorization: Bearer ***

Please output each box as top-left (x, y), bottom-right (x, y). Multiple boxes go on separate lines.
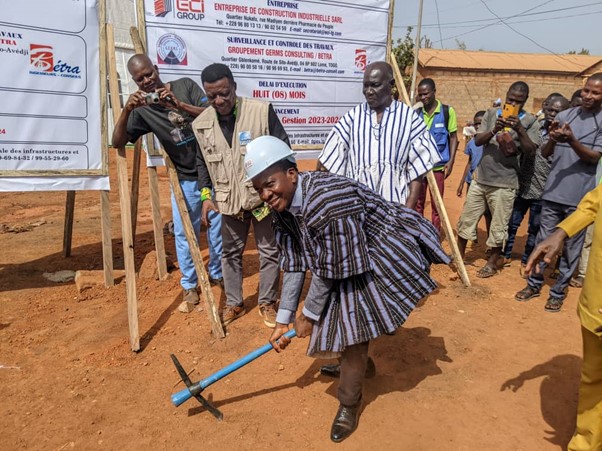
top-left (145, 92), bottom-right (160, 105)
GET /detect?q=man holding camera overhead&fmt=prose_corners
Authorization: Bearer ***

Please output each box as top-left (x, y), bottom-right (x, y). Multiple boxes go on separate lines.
top-left (456, 81), bottom-right (540, 278)
top-left (112, 54), bottom-right (223, 314)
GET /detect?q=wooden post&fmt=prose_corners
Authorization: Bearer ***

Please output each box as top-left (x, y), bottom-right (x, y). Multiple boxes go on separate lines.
top-left (390, 51), bottom-right (412, 106)
top-left (147, 163), bottom-right (168, 280)
top-left (130, 140), bottom-right (142, 239)
top-left (98, 0), bottom-right (113, 287)
top-left (134, 0), bottom-right (148, 50)
top-left (161, 150), bottom-right (225, 339)
top-left (107, 24), bottom-right (140, 351)
top-left (130, 26), bottom-right (168, 279)
top-left (389, 56), bottom-right (471, 287)
top-left (409, 0), bottom-right (425, 105)
top-left (386, 0), bottom-right (396, 60)
top-left (425, 171), bottom-right (471, 287)
top-left (100, 190), bottom-right (114, 287)
top-left (62, 191), bottom-right (76, 258)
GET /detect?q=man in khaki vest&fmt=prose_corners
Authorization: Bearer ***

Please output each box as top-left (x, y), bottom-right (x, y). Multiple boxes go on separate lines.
top-left (193, 63), bottom-right (289, 328)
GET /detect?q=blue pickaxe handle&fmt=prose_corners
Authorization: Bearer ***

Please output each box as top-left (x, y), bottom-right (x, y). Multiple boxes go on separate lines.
top-left (171, 329), bottom-right (297, 407)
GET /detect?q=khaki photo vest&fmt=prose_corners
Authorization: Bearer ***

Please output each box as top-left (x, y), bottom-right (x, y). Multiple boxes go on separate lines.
top-left (193, 97), bottom-right (270, 216)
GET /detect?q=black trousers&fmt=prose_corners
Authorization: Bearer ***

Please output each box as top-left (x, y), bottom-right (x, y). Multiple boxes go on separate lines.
top-left (337, 341), bottom-right (370, 407)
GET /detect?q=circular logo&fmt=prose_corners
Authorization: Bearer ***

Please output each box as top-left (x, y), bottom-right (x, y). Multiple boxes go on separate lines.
top-left (157, 33), bottom-right (187, 65)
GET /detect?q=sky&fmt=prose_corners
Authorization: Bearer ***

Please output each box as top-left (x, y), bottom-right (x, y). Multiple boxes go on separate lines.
top-left (392, 0), bottom-right (602, 55)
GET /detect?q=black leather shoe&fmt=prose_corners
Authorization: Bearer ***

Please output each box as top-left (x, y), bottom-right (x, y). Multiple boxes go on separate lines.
top-left (330, 403), bottom-right (361, 442)
top-left (320, 363), bottom-right (341, 378)
top-left (208, 277), bottom-right (224, 288)
top-left (320, 357), bottom-right (376, 379)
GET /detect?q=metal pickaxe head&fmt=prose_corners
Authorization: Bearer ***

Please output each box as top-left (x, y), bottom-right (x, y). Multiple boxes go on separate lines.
top-left (170, 329), bottom-right (297, 420)
top-left (170, 354), bottom-right (223, 420)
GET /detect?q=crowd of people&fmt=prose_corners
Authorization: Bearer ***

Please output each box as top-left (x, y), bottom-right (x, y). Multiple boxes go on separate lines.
top-left (454, 76), bottom-right (602, 311)
top-left (111, 55), bottom-right (602, 448)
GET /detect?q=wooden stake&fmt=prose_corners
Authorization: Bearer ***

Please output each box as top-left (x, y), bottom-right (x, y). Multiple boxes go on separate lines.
top-left (160, 150), bottom-right (225, 339)
top-left (147, 163), bottom-right (168, 280)
top-left (390, 51), bottom-right (412, 105)
top-left (130, 140), bottom-right (142, 239)
top-left (389, 56), bottom-right (471, 287)
top-left (386, 0), bottom-right (396, 61)
top-left (99, 0), bottom-right (109, 177)
top-left (134, 0), bottom-right (148, 52)
top-left (129, 26), bottom-right (169, 279)
top-left (62, 191), bottom-right (75, 258)
top-left (107, 24), bottom-right (140, 351)
top-left (100, 190), bottom-right (114, 287)
top-left (98, 0), bottom-right (114, 287)
top-left (425, 171), bottom-right (471, 287)
top-left (409, 0), bottom-right (425, 105)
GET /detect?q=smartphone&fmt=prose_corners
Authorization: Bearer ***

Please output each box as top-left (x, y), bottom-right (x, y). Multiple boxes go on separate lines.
top-left (502, 103), bottom-right (520, 118)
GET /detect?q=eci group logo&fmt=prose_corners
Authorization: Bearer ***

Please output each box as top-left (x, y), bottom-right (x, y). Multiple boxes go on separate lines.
top-left (29, 44), bottom-right (82, 79)
top-left (154, 0), bottom-right (205, 21)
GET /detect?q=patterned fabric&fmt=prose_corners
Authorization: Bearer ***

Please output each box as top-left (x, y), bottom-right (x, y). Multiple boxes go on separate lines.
top-left (318, 101), bottom-right (440, 204)
top-left (518, 119), bottom-right (552, 200)
top-left (273, 172), bottom-right (450, 355)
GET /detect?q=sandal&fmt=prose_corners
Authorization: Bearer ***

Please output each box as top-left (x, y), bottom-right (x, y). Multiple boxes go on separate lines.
top-left (544, 296), bottom-right (564, 313)
top-left (515, 286), bottom-right (540, 302)
top-left (519, 263), bottom-right (527, 279)
top-left (569, 276), bottom-right (585, 288)
top-left (477, 265), bottom-right (498, 278)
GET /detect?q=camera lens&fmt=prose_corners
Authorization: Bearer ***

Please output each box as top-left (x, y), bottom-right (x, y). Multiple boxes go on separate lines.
top-left (145, 93), bottom-right (160, 104)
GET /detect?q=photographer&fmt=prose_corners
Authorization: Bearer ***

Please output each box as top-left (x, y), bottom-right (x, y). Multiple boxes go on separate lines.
top-left (112, 54), bottom-right (223, 313)
top-left (456, 81), bottom-right (540, 278)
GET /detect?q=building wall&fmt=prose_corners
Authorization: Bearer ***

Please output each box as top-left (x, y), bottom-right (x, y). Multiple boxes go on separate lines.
top-left (417, 68), bottom-right (584, 126)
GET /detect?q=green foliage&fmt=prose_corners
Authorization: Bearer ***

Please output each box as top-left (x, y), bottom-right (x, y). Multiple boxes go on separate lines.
top-left (391, 27), bottom-right (415, 81)
top-left (456, 39), bottom-right (467, 50)
top-left (568, 48), bottom-right (590, 55)
top-left (391, 27), bottom-right (433, 94)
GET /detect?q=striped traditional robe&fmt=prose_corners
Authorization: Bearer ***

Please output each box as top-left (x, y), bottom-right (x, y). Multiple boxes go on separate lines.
top-left (273, 172), bottom-right (450, 356)
top-left (319, 101), bottom-right (441, 205)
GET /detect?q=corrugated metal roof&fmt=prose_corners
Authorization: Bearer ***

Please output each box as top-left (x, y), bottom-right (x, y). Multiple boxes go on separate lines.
top-left (418, 49), bottom-right (602, 74)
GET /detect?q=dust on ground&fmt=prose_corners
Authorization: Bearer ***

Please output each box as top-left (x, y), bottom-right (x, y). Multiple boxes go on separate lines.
top-left (0, 152), bottom-right (582, 450)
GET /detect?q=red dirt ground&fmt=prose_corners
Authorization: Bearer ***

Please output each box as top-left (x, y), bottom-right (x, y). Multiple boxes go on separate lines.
top-left (1, 149), bottom-right (583, 450)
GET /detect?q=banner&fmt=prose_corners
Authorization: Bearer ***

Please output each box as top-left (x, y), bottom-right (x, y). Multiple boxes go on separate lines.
top-left (142, 0), bottom-right (390, 150)
top-left (0, 0), bottom-right (108, 191)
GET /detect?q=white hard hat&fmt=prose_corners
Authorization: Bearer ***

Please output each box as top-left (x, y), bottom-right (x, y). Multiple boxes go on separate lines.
top-left (244, 136), bottom-right (296, 180)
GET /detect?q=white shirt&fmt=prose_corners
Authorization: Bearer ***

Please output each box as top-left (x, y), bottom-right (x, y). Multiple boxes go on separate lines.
top-left (319, 100), bottom-right (440, 204)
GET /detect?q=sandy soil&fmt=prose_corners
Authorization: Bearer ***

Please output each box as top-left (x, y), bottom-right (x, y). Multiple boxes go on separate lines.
top-left (0, 149), bottom-right (583, 450)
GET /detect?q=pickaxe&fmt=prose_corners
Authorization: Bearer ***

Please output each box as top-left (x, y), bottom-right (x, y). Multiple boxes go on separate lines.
top-left (170, 329), bottom-right (297, 420)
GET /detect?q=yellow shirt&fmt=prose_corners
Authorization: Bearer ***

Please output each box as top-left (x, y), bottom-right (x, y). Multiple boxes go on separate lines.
top-left (558, 183), bottom-right (602, 334)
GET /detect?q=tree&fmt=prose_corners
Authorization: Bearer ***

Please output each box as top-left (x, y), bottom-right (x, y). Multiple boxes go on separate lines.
top-left (391, 27), bottom-right (433, 94)
top-left (455, 39), bottom-right (467, 50)
top-left (568, 48), bottom-right (590, 55)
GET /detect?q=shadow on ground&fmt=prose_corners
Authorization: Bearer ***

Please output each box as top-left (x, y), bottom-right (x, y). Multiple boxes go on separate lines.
top-left (501, 354), bottom-right (581, 447)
